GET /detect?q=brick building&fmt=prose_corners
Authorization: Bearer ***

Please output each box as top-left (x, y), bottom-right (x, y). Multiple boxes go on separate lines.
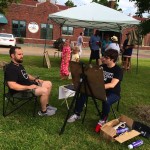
top-left (0, 0), bottom-right (149, 48)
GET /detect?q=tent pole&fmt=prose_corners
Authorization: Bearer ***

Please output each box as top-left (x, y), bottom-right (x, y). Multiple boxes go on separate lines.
top-left (136, 30), bottom-right (140, 74)
top-left (136, 44), bottom-right (139, 74)
top-left (116, 24), bottom-right (122, 48)
top-left (59, 20), bottom-right (66, 37)
top-left (118, 26), bottom-right (122, 66)
top-left (119, 26), bottom-right (122, 47)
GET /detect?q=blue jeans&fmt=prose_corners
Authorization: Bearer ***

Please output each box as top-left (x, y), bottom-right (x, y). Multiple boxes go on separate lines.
top-left (74, 93), bottom-right (120, 120)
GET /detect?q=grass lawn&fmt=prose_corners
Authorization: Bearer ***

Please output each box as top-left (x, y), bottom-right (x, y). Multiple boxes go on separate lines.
top-left (0, 55), bottom-right (150, 150)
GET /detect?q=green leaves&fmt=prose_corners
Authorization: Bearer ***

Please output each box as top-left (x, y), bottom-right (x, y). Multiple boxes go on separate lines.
top-left (0, 0), bottom-right (21, 14)
top-left (140, 19), bottom-right (150, 35)
top-left (65, 0), bottom-right (76, 7)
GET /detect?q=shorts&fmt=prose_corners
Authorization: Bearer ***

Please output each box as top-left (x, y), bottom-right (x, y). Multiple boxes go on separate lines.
top-left (90, 50), bottom-right (100, 59)
top-left (123, 49), bottom-right (133, 56)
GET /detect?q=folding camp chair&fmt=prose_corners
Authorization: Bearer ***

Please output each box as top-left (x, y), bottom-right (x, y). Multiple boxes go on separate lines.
top-left (110, 98), bottom-right (121, 118)
top-left (3, 65), bottom-right (38, 117)
top-left (58, 84), bottom-right (75, 110)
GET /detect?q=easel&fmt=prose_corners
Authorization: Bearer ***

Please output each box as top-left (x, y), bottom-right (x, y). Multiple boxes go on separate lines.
top-left (59, 62), bottom-right (104, 135)
top-left (43, 18), bottom-right (51, 69)
top-left (43, 51), bottom-right (51, 69)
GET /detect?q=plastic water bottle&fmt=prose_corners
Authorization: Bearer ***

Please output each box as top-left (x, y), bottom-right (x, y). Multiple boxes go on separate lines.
top-left (116, 127), bottom-right (129, 134)
top-left (128, 140), bottom-right (143, 149)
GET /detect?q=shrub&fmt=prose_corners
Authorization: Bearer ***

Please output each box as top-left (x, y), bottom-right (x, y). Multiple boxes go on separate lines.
top-left (18, 37), bottom-right (24, 44)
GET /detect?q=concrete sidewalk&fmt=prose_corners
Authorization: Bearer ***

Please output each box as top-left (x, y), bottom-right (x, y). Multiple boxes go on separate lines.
top-left (0, 44), bottom-right (150, 58)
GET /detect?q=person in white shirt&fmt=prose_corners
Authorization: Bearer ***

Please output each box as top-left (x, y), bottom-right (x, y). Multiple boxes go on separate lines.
top-left (105, 36), bottom-right (120, 53)
top-left (77, 32), bottom-right (84, 56)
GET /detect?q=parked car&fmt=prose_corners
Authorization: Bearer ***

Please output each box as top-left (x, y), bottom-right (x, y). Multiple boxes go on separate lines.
top-left (0, 33), bottom-right (16, 47)
top-left (53, 38), bottom-right (65, 51)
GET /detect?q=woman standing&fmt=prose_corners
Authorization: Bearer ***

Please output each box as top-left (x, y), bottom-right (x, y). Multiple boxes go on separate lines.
top-left (105, 36), bottom-right (120, 53)
top-left (60, 39), bottom-right (71, 80)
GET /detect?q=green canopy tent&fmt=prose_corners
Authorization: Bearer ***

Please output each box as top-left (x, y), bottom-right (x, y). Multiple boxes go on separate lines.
top-left (0, 14), bottom-right (8, 24)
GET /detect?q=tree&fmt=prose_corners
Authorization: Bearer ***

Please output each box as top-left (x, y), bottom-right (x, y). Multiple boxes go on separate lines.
top-left (0, 0), bottom-right (21, 14)
top-left (117, 0), bottom-right (150, 35)
top-left (92, 0), bottom-right (120, 10)
top-left (129, 0), bottom-right (150, 16)
top-left (92, 0), bottom-right (108, 6)
top-left (65, 0), bottom-right (76, 7)
top-left (140, 19), bottom-right (150, 35)
top-left (131, 0), bottom-right (150, 35)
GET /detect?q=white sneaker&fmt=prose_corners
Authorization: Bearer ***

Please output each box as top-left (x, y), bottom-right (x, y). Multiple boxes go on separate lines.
top-left (67, 114), bottom-right (81, 123)
top-left (47, 105), bottom-right (57, 111)
top-left (98, 120), bottom-right (106, 126)
top-left (38, 109), bottom-right (55, 116)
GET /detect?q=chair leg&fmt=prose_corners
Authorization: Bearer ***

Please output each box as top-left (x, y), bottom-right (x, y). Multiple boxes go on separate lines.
top-left (3, 95), bottom-right (8, 117)
top-left (111, 105), bottom-right (117, 119)
top-left (82, 98), bottom-right (88, 124)
top-left (3, 95), bottom-right (13, 117)
top-left (33, 97), bottom-right (38, 117)
top-left (117, 100), bottom-right (120, 112)
top-left (3, 96), bottom-right (35, 117)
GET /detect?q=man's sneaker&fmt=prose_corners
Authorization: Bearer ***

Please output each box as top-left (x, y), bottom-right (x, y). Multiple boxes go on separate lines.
top-left (67, 114), bottom-right (81, 123)
top-left (95, 120), bottom-right (106, 133)
top-left (38, 109), bottom-right (55, 116)
top-left (47, 105), bottom-right (57, 111)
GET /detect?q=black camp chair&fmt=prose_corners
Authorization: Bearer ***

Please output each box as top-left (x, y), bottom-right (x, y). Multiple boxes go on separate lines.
top-left (3, 65), bottom-right (38, 117)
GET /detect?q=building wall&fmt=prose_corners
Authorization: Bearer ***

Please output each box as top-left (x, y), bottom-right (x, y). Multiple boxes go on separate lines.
top-left (0, 0), bottom-right (88, 45)
top-left (0, 0), bottom-right (149, 49)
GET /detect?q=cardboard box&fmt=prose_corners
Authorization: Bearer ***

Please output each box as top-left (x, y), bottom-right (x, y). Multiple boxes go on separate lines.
top-left (101, 115), bottom-right (141, 143)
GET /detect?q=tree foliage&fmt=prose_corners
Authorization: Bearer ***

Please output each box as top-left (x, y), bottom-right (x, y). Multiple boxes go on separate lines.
top-left (92, 0), bottom-right (120, 10)
top-left (65, 0), bottom-right (76, 7)
top-left (116, 0), bottom-right (150, 16)
top-left (129, 0), bottom-right (150, 16)
top-left (139, 19), bottom-right (150, 35)
top-left (0, 0), bottom-right (21, 14)
top-left (92, 0), bottom-right (108, 6)
top-left (117, 0), bottom-right (150, 35)
top-left (129, 0), bottom-right (150, 35)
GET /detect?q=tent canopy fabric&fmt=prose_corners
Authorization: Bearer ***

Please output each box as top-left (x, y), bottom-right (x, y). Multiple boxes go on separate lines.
top-left (49, 2), bottom-right (139, 32)
top-left (0, 14), bottom-right (8, 24)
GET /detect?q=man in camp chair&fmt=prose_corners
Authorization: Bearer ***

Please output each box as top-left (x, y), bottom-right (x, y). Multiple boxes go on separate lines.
top-left (5, 46), bottom-right (57, 116)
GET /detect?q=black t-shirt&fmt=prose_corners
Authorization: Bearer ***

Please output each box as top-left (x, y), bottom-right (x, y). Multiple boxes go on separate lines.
top-left (101, 64), bottom-right (123, 96)
top-left (5, 61), bottom-right (32, 94)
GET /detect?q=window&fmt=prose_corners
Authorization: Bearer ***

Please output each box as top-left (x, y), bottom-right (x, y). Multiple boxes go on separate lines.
top-left (12, 20), bottom-right (26, 37)
top-left (40, 24), bottom-right (53, 40)
top-left (62, 26), bottom-right (73, 35)
top-left (84, 28), bottom-right (94, 37)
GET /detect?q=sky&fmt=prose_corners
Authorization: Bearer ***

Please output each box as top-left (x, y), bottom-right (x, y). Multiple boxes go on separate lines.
top-left (56, 0), bottom-right (148, 17)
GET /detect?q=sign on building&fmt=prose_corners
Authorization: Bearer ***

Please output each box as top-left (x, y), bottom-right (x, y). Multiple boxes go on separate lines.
top-left (28, 22), bottom-right (39, 33)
